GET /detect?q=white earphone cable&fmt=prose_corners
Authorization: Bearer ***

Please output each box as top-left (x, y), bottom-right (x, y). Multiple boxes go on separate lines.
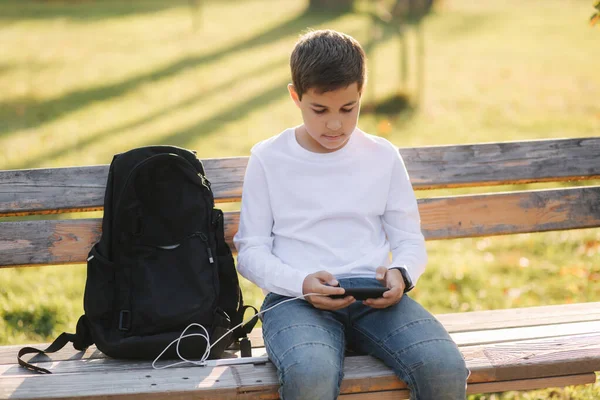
top-left (152, 292), bottom-right (326, 369)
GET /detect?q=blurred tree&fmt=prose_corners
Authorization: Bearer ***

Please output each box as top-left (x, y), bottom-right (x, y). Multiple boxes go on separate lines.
top-left (189, 0), bottom-right (203, 31)
top-left (361, 0), bottom-right (435, 115)
top-left (308, 0), bottom-right (354, 12)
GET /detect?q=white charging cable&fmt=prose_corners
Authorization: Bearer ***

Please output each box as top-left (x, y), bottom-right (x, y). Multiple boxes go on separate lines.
top-left (152, 292), bottom-right (325, 369)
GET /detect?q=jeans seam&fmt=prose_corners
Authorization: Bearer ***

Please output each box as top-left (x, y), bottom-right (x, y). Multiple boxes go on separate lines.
top-left (380, 317), bottom-right (441, 343)
top-left (282, 342), bottom-right (341, 364)
top-left (264, 323), bottom-right (343, 344)
top-left (393, 338), bottom-right (458, 359)
top-left (351, 324), bottom-right (419, 396)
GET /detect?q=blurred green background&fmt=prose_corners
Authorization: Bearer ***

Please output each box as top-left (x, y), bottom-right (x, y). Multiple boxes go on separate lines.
top-left (1, 0), bottom-right (599, 398)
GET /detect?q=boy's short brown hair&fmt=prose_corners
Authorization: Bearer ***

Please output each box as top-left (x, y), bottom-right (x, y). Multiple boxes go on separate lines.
top-left (290, 29), bottom-right (366, 100)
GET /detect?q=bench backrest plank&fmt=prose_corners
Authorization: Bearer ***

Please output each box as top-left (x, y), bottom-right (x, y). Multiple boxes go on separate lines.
top-left (2, 186), bottom-right (599, 267)
top-left (1, 137), bottom-right (598, 217)
top-left (1, 137), bottom-right (599, 267)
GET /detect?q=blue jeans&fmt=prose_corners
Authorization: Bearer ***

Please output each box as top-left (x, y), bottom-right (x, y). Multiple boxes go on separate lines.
top-left (261, 278), bottom-right (469, 400)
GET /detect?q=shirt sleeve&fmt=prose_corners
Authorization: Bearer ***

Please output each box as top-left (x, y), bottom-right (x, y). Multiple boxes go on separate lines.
top-left (382, 150), bottom-right (428, 286)
top-left (233, 153), bottom-right (309, 298)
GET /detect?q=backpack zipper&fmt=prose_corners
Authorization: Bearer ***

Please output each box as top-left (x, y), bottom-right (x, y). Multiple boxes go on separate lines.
top-left (153, 232), bottom-right (215, 265)
top-left (193, 232), bottom-right (214, 264)
top-left (115, 153), bottom-right (212, 224)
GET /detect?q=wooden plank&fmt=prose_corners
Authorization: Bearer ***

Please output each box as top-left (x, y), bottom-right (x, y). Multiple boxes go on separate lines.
top-left (463, 333), bottom-right (600, 381)
top-left (0, 310), bottom-right (600, 365)
top-left (3, 186), bottom-right (599, 267)
top-left (419, 186), bottom-right (600, 240)
top-left (465, 373), bottom-right (596, 394)
top-left (243, 303), bottom-right (600, 348)
top-left (0, 367), bottom-right (594, 399)
top-left (245, 319), bottom-right (600, 349)
top-left (1, 334), bottom-right (599, 399)
top-left (451, 321), bottom-right (600, 346)
top-left (240, 302), bottom-right (600, 347)
top-left (0, 159), bottom-right (248, 217)
top-left (2, 138), bottom-right (599, 217)
top-left (435, 301), bottom-right (600, 333)
top-left (403, 137), bottom-right (600, 190)
top-left (0, 220), bottom-right (102, 267)
top-left (0, 368), bottom-right (594, 400)
top-left (2, 301), bottom-right (593, 364)
top-left (340, 389), bottom-right (409, 399)
top-left (338, 374), bottom-right (597, 399)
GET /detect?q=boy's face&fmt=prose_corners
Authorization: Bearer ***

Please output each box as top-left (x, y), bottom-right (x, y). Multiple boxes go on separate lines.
top-left (289, 82), bottom-right (361, 153)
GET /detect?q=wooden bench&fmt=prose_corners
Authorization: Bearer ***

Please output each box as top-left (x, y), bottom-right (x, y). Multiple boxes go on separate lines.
top-left (1, 137), bottom-right (600, 399)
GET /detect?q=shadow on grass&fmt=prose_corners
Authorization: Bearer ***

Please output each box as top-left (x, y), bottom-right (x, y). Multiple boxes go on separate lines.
top-left (362, 92), bottom-right (414, 116)
top-left (0, 8), bottom-right (340, 139)
top-left (0, 0), bottom-right (189, 21)
top-left (9, 56), bottom-right (289, 169)
top-left (159, 77), bottom-right (290, 149)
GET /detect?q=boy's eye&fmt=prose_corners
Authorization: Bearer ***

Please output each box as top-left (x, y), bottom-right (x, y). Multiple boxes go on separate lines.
top-left (312, 108), bottom-right (354, 114)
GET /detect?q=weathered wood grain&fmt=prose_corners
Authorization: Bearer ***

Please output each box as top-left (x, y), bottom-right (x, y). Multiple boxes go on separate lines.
top-left (435, 301), bottom-right (600, 333)
top-left (419, 185), bottom-right (600, 239)
top-left (0, 368), bottom-right (593, 400)
top-left (2, 137), bottom-right (599, 216)
top-left (245, 302), bottom-right (600, 347)
top-left (402, 137), bottom-right (600, 189)
top-left (2, 187), bottom-right (599, 267)
top-left (333, 374), bottom-right (598, 399)
top-left (3, 302), bottom-right (598, 364)
top-left (246, 320), bottom-right (600, 349)
top-left (1, 333), bottom-right (599, 399)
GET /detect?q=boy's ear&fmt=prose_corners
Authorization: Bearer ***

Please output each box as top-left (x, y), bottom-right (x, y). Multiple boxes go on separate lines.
top-left (288, 84), bottom-right (301, 107)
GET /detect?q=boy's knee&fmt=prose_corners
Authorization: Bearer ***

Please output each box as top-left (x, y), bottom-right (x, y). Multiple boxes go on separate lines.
top-left (409, 342), bottom-right (469, 399)
top-left (279, 347), bottom-right (343, 400)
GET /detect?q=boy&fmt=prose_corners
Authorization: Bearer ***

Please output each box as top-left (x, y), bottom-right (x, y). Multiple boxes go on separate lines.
top-left (233, 29), bottom-right (468, 400)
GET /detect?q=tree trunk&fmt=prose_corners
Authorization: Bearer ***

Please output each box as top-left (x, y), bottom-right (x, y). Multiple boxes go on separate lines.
top-left (308, 0), bottom-right (354, 12)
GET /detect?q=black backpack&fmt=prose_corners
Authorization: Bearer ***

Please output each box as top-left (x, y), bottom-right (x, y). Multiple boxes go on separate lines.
top-left (19, 146), bottom-right (257, 374)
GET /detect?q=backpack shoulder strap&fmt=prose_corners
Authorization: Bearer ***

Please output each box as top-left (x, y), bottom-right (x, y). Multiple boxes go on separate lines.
top-left (17, 316), bottom-right (93, 374)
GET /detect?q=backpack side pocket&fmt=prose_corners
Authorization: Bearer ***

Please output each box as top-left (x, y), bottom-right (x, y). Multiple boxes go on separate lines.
top-left (84, 245), bottom-right (116, 324)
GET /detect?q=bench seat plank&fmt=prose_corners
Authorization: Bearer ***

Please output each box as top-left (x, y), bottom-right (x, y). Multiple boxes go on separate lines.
top-left (2, 186), bottom-right (599, 267)
top-left (2, 138), bottom-right (599, 216)
top-left (248, 320), bottom-right (600, 348)
top-left (336, 374), bottom-right (597, 400)
top-left (3, 302), bottom-right (599, 366)
top-left (1, 333), bottom-right (598, 399)
top-left (0, 366), bottom-right (593, 400)
top-left (435, 301), bottom-right (600, 332)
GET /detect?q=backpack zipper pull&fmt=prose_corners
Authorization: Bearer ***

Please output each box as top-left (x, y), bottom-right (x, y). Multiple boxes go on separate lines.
top-left (197, 232), bottom-right (215, 264)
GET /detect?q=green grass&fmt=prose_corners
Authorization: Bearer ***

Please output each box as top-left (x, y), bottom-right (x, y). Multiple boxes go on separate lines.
top-left (1, 0), bottom-right (599, 398)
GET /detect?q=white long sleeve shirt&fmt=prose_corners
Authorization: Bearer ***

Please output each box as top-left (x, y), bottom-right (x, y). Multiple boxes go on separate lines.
top-left (233, 128), bottom-right (427, 298)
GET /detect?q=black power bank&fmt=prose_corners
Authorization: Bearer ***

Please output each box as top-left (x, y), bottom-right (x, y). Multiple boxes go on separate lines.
top-left (330, 287), bottom-right (388, 301)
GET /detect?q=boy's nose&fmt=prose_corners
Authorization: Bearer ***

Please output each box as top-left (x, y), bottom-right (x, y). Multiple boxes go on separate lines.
top-left (326, 119), bottom-right (342, 131)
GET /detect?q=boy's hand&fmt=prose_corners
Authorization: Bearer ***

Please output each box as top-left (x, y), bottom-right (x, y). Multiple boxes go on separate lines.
top-left (302, 271), bottom-right (355, 310)
top-left (363, 266), bottom-right (405, 309)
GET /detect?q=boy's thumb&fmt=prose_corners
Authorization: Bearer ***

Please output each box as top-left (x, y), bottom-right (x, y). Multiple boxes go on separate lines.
top-left (375, 266), bottom-right (387, 280)
top-left (315, 271), bottom-right (338, 286)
